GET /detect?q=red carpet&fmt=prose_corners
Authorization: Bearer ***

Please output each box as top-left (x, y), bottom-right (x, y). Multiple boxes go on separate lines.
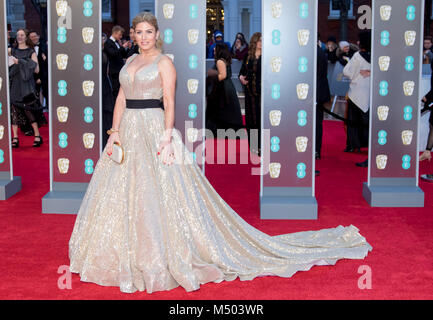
top-left (1, 120), bottom-right (433, 300)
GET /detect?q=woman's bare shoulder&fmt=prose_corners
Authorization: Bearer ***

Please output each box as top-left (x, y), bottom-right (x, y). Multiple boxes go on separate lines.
top-left (159, 54), bottom-right (174, 65)
top-left (158, 54), bottom-right (176, 71)
top-left (125, 53), bottom-right (138, 64)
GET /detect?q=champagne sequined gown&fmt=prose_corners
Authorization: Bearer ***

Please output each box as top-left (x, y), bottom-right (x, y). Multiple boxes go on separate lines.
top-left (69, 53), bottom-right (372, 294)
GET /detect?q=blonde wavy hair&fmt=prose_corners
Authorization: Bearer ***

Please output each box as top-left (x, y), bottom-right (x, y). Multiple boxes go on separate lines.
top-left (132, 12), bottom-right (163, 51)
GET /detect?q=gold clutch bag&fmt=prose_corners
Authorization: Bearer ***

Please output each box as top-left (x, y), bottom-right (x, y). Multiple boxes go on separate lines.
top-left (109, 142), bottom-right (125, 164)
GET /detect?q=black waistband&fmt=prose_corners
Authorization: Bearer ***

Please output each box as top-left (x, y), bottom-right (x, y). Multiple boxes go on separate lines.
top-left (126, 99), bottom-right (164, 110)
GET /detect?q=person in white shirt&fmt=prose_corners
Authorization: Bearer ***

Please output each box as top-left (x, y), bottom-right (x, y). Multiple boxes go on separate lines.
top-left (343, 31), bottom-right (371, 167)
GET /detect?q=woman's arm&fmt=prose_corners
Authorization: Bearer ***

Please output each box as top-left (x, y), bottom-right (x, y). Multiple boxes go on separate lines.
top-left (239, 57), bottom-right (249, 86)
top-left (111, 87), bottom-right (126, 132)
top-left (216, 59), bottom-right (227, 82)
top-left (31, 52), bottom-right (39, 74)
top-left (158, 55), bottom-right (177, 142)
top-left (105, 87), bottom-right (126, 155)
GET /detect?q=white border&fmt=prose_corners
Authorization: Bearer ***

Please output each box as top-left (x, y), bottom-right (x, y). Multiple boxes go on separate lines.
top-left (3, 0), bottom-right (13, 180)
top-left (259, 0), bottom-right (264, 198)
top-left (48, 0), bottom-right (53, 191)
top-left (312, 0), bottom-right (318, 197)
top-left (416, 0), bottom-right (426, 187)
top-left (201, 0), bottom-right (206, 176)
top-left (367, 0), bottom-right (375, 187)
top-left (99, 0), bottom-right (103, 157)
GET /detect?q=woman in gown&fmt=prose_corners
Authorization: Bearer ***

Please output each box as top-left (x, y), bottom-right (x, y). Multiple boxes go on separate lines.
top-left (69, 12), bottom-right (372, 294)
top-left (205, 43), bottom-right (244, 135)
top-left (239, 33), bottom-right (262, 155)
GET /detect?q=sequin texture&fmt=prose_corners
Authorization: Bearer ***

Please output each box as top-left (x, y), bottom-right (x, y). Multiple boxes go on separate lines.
top-left (69, 54), bottom-right (372, 293)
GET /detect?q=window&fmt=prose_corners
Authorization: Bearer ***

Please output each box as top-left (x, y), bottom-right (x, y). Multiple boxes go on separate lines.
top-left (139, 0), bottom-right (155, 14)
top-left (102, 0), bottom-right (112, 20)
top-left (329, 0), bottom-right (354, 19)
top-left (6, 1), bottom-right (13, 20)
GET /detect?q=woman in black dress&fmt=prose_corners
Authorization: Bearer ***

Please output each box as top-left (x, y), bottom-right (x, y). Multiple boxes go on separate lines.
top-left (101, 33), bottom-right (115, 148)
top-left (206, 43), bottom-right (244, 136)
top-left (239, 33), bottom-right (262, 155)
top-left (9, 29), bottom-right (42, 148)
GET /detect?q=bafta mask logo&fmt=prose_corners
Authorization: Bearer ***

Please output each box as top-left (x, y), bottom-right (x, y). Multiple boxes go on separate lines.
top-left (296, 137), bottom-right (309, 153)
top-left (0, 77), bottom-right (2, 91)
top-left (376, 155), bottom-right (388, 170)
top-left (269, 163), bottom-right (281, 179)
top-left (83, 133), bottom-right (95, 149)
top-left (163, 3), bottom-right (175, 19)
top-left (82, 27), bottom-right (94, 44)
top-left (377, 106), bottom-right (389, 121)
top-left (402, 130), bottom-right (414, 146)
top-left (296, 83), bottom-right (309, 100)
top-left (297, 29), bottom-right (310, 46)
top-left (83, 81), bottom-right (95, 97)
top-left (0, 125), bottom-right (4, 140)
top-left (56, 0), bottom-right (68, 17)
top-left (188, 29), bottom-right (199, 45)
top-left (403, 81), bottom-right (415, 96)
top-left (378, 56), bottom-right (390, 71)
top-left (187, 79), bottom-right (199, 94)
top-left (56, 54), bottom-right (68, 70)
top-left (166, 53), bottom-right (174, 62)
top-left (270, 57), bottom-right (282, 73)
top-left (405, 31), bottom-right (416, 46)
top-left (57, 106), bottom-right (69, 123)
top-left (187, 128), bottom-right (199, 143)
top-left (269, 110), bottom-right (282, 127)
top-left (271, 2), bottom-right (283, 19)
top-left (58, 158), bottom-right (70, 174)
top-left (380, 5), bottom-right (392, 21)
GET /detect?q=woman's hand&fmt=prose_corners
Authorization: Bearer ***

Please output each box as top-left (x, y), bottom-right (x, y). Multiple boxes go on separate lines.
top-left (360, 69), bottom-right (371, 78)
top-left (420, 150), bottom-right (432, 162)
top-left (106, 132), bottom-right (121, 156)
top-left (157, 139), bottom-right (175, 166)
top-left (239, 75), bottom-right (248, 86)
top-left (12, 57), bottom-right (19, 65)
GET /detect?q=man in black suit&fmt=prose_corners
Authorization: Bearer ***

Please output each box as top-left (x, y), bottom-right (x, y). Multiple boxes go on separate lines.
top-left (104, 25), bottom-right (129, 99)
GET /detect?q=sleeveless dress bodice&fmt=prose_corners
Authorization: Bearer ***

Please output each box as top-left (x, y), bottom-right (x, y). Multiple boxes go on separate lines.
top-left (119, 53), bottom-right (163, 100)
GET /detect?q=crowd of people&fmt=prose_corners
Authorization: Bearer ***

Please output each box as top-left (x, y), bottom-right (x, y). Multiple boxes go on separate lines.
top-left (5, 24), bottom-right (433, 169)
top-left (321, 31), bottom-right (433, 168)
top-left (205, 30), bottom-right (262, 156)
